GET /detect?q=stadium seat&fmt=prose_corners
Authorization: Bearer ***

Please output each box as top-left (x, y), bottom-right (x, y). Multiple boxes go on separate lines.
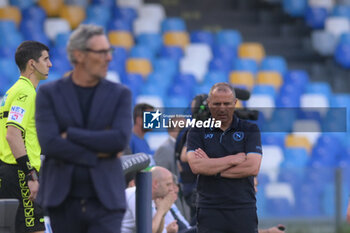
top-left (135, 95), bottom-right (163, 108)
top-left (180, 57), bottom-right (207, 83)
top-left (161, 17), bottom-right (186, 32)
top-left (229, 71), bottom-right (255, 89)
top-left (332, 4), bottom-right (350, 19)
top-left (292, 120), bottom-right (321, 146)
top-left (185, 43), bottom-right (212, 63)
top-left (146, 71), bottom-right (172, 88)
top-left (335, 41), bottom-right (350, 68)
top-left (209, 58), bottom-right (231, 74)
top-left (138, 3), bottom-right (165, 23)
top-left (0, 58), bottom-right (20, 82)
top-left (165, 95), bottom-right (190, 108)
top-left (133, 18), bottom-right (160, 36)
top-left (252, 85), bottom-right (276, 99)
top-left (256, 71), bottom-right (283, 90)
top-left (212, 44), bottom-right (237, 63)
top-left (59, 5), bottom-right (85, 29)
top-left (305, 82), bottom-right (332, 99)
top-left (246, 94), bottom-right (275, 119)
top-left (10, 0), bottom-right (35, 9)
top-left (38, 0), bottom-right (64, 17)
top-left (311, 30), bottom-right (337, 56)
top-left (91, 0), bottom-right (114, 7)
top-left (261, 132), bottom-right (287, 148)
top-left (232, 58), bottom-right (258, 74)
top-left (294, 182), bottom-right (323, 216)
top-left (265, 182), bottom-right (295, 207)
top-left (21, 6), bottom-right (46, 23)
top-left (260, 145), bottom-right (284, 181)
top-left (126, 58), bottom-right (152, 77)
top-left (112, 7), bottom-right (137, 23)
top-left (325, 16), bottom-right (350, 37)
top-left (238, 42), bottom-right (265, 63)
top-left (331, 93), bottom-right (350, 107)
top-left (285, 134), bottom-right (311, 153)
top-left (44, 18), bottom-right (71, 41)
top-left (105, 70), bottom-right (120, 83)
top-left (260, 56), bottom-right (288, 75)
top-left (282, 0), bottom-right (307, 17)
top-left (173, 73), bottom-right (197, 87)
top-left (276, 92), bottom-right (300, 107)
top-left (86, 5), bottom-right (111, 26)
top-left (109, 46), bottom-right (128, 75)
top-left (141, 82), bottom-right (167, 98)
top-left (284, 70), bottom-right (309, 87)
top-left (0, 74), bottom-right (11, 96)
top-left (136, 33), bottom-right (163, 54)
top-left (309, 0), bottom-right (334, 10)
top-left (190, 30), bottom-right (214, 47)
top-left (117, 0), bottom-right (143, 9)
top-left (194, 83), bottom-right (212, 96)
top-left (108, 18), bottom-right (132, 32)
top-left (305, 6), bottom-right (328, 29)
top-left (0, 0), bottom-right (7, 7)
top-left (0, 6), bottom-right (21, 26)
top-left (122, 73), bottom-right (144, 96)
top-left (215, 29), bottom-right (242, 48)
top-left (167, 82), bottom-right (193, 102)
top-left (202, 71), bottom-right (227, 86)
top-left (283, 147), bottom-right (309, 167)
top-left (159, 46), bottom-right (183, 60)
top-left (130, 45), bottom-right (155, 63)
top-left (300, 93), bottom-right (329, 116)
top-left (108, 31), bottom-right (134, 50)
top-left (152, 58), bottom-right (178, 79)
top-left (65, 0), bottom-right (89, 7)
top-left (163, 31), bottom-right (190, 49)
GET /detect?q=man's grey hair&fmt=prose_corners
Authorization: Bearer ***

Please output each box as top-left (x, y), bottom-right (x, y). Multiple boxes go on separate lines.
top-left (67, 24), bottom-right (105, 64)
top-left (208, 82), bottom-right (236, 100)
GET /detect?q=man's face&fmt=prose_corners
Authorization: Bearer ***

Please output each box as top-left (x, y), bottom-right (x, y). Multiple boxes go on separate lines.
top-left (33, 50), bottom-right (52, 80)
top-left (208, 90), bottom-right (236, 127)
top-left (81, 35), bottom-right (112, 80)
top-left (154, 173), bottom-right (174, 198)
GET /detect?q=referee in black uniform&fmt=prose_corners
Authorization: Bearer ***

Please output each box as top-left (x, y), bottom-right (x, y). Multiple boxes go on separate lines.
top-left (186, 82), bottom-right (263, 233)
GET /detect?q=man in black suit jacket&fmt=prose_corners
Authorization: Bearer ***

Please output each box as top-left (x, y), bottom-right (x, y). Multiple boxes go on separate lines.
top-left (35, 24), bottom-right (132, 233)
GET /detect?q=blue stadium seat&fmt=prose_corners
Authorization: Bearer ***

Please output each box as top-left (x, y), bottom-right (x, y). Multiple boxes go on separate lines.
top-left (50, 57), bottom-right (72, 76)
top-left (0, 20), bottom-right (17, 35)
top-left (261, 132), bottom-right (287, 148)
top-left (0, 74), bottom-right (11, 95)
top-left (164, 95), bottom-right (190, 108)
top-left (305, 82), bottom-right (332, 99)
top-left (136, 33), bottom-right (163, 54)
top-left (283, 0), bottom-right (307, 17)
top-left (21, 6), bottom-right (46, 23)
top-left (305, 6), bottom-right (328, 29)
top-left (232, 58), bottom-right (258, 74)
top-left (294, 182), bottom-right (323, 216)
top-left (167, 82), bottom-right (193, 102)
top-left (20, 20), bottom-right (48, 43)
top-left (141, 82), bottom-right (167, 98)
top-left (252, 85), bottom-right (276, 99)
top-left (82, 17), bottom-right (107, 29)
top-left (0, 46), bottom-right (16, 60)
top-left (0, 58), bottom-right (20, 82)
top-left (112, 7), bottom-right (137, 22)
top-left (86, 5), bottom-right (111, 25)
top-left (202, 71), bottom-right (227, 86)
top-left (10, 0), bottom-right (36, 9)
top-left (276, 92), bottom-right (300, 107)
top-left (173, 73), bottom-right (197, 87)
top-left (331, 93), bottom-right (350, 107)
top-left (109, 46), bottom-right (128, 75)
top-left (146, 71), bottom-right (173, 88)
top-left (161, 17), bottom-right (186, 32)
top-left (212, 45), bottom-right (237, 63)
top-left (159, 46), bottom-right (184, 60)
top-left (122, 73), bottom-right (143, 90)
top-left (130, 45), bottom-right (155, 62)
top-left (108, 18), bottom-right (132, 32)
top-left (260, 56), bottom-right (288, 75)
top-left (284, 70), bottom-right (309, 87)
top-left (339, 32), bottom-right (350, 44)
top-left (208, 58), bottom-right (231, 74)
top-left (332, 4), bottom-right (350, 19)
top-left (335, 41), bottom-right (350, 68)
top-left (265, 198), bottom-right (293, 217)
top-left (190, 30), bottom-right (214, 47)
top-left (194, 83), bottom-right (212, 96)
top-left (215, 29), bottom-right (242, 48)
top-left (283, 148), bottom-right (309, 166)
top-left (91, 0), bottom-right (115, 7)
top-left (153, 58), bottom-right (178, 79)
top-left (278, 168), bottom-right (304, 189)
top-left (55, 32), bottom-right (71, 48)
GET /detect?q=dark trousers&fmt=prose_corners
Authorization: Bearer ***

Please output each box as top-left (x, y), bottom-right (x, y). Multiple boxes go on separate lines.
top-left (48, 197), bottom-right (125, 233)
top-left (196, 207), bottom-right (258, 233)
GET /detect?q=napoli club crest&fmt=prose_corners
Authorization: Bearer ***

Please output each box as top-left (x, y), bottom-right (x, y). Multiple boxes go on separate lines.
top-left (233, 132), bottom-right (244, 141)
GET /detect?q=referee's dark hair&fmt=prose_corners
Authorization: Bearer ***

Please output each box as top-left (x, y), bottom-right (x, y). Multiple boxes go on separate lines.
top-left (15, 41), bottom-right (49, 72)
top-left (133, 103), bottom-right (154, 123)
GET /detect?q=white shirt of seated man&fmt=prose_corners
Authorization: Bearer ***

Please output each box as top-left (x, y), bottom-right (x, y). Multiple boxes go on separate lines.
top-left (121, 166), bottom-right (180, 233)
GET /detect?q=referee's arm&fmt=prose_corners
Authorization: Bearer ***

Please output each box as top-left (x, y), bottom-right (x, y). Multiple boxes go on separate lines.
top-left (6, 126), bottom-right (26, 159)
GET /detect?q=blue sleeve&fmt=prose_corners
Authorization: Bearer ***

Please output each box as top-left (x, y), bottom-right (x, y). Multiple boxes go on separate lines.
top-left (186, 128), bottom-right (203, 152)
top-left (245, 124), bottom-right (262, 155)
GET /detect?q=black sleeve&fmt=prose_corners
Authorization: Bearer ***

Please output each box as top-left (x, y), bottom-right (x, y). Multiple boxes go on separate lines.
top-left (186, 127), bottom-right (204, 152)
top-left (245, 123), bottom-right (263, 155)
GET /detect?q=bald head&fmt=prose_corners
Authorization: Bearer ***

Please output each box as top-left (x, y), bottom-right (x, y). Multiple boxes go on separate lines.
top-left (150, 166), bottom-right (174, 199)
top-left (208, 82), bottom-right (236, 101)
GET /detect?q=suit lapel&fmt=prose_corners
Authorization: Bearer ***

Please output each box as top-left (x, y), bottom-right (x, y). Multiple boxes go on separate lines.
top-left (87, 80), bottom-right (110, 128)
top-left (59, 76), bottom-right (84, 127)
